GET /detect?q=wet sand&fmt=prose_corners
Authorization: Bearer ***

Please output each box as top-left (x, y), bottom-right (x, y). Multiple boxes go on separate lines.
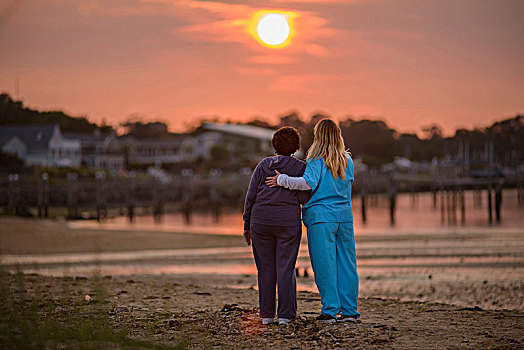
top-left (0, 217), bottom-right (244, 254)
top-left (1, 216), bottom-right (523, 348)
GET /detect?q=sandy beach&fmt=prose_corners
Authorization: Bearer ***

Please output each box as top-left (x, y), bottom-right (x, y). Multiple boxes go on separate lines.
top-left (1, 272), bottom-right (523, 349)
top-left (1, 216), bottom-right (523, 348)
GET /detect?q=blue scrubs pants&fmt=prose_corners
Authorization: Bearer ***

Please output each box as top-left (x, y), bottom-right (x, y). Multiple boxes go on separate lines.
top-left (307, 222), bottom-right (360, 317)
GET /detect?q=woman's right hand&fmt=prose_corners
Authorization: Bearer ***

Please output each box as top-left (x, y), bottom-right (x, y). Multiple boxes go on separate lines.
top-left (243, 230), bottom-right (251, 246)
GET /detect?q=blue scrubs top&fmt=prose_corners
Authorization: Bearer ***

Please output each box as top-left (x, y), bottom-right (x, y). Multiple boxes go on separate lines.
top-left (302, 154), bottom-right (354, 228)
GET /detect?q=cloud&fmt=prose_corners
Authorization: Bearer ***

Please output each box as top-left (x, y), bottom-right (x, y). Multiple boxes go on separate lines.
top-left (76, 0), bottom-right (173, 17)
top-left (270, 73), bottom-right (343, 93)
top-left (233, 66), bottom-right (278, 76)
top-left (171, 0), bottom-right (338, 61)
top-left (249, 55), bottom-right (295, 65)
top-left (305, 43), bottom-right (330, 57)
top-left (72, 0), bottom-right (338, 63)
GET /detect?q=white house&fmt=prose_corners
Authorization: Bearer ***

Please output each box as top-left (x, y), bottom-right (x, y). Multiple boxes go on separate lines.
top-left (0, 124), bottom-right (81, 167)
top-left (64, 131), bottom-right (126, 170)
top-left (120, 134), bottom-right (196, 166)
top-left (194, 122), bottom-right (275, 161)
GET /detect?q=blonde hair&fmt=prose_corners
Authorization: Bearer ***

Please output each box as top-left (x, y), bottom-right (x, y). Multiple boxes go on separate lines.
top-left (306, 118), bottom-right (348, 179)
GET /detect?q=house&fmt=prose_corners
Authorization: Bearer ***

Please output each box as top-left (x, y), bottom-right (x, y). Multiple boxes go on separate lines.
top-left (64, 131), bottom-right (126, 170)
top-left (0, 124), bottom-right (81, 167)
top-left (194, 122), bottom-right (275, 162)
top-left (121, 134), bottom-right (195, 166)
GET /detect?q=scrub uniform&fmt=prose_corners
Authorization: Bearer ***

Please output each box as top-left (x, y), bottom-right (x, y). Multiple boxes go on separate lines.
top-left (302, 155), bottom-right (360, 318)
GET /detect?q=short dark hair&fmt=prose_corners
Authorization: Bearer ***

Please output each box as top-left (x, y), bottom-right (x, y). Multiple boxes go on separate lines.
top-left (272, 127), bottom-right (300, 156)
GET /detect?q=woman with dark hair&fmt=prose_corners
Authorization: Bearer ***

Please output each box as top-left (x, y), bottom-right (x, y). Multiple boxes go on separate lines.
top-left (242, 126), bottom-right (310, 325)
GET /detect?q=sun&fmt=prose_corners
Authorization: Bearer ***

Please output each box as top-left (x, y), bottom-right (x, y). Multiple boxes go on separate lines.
top-left (257, 14), bottom-right (290, 47)
top-left (249, 10), bottom-right (296, 49)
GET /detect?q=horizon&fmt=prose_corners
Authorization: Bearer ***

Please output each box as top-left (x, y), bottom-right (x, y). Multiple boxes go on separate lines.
top-left (1, 0), bottom-right (523, 136)
top-left (3, 91), bottom-right (521, 138)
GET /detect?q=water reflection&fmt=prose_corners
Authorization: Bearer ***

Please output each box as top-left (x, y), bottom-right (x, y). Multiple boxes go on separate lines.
top-left (4, 231), bottom-right (522, 279)
top-left (2, 189), bottom-right (522, 311)
top-left (69, 189), bottom-right (524, 235)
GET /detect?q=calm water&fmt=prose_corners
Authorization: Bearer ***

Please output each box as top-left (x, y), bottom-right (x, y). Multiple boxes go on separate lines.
top-left (69, 189), bottom-right (524, 235)
top-left (3, 189), bottom-right (523, 310)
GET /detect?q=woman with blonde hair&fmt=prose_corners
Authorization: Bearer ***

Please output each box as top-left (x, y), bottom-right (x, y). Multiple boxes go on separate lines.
top-left (266, 118), bottom-right (359, 323)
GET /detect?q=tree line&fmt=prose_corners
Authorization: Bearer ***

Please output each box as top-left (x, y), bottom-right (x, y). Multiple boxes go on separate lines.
top-left (1, 93), bottom-right (522, 169)
top-left (250, 111), bottom-right (523, 169)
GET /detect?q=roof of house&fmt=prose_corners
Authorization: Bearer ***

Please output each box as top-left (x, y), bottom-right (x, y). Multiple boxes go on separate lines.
top-left (0, 124), bottom-right (58, 152)
top-left (201, 122), bottom-right (275, 140)
top-left (118, 134), bottom-right (188, 146)
top-left (63, 132), bottom-right (109, 142)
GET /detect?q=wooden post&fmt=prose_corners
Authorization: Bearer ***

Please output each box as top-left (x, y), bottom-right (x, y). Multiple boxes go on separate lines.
top-left (440, 188), bottom-right (445, 225)
top-left (432, 185), bottom-right (437, 210)
top-left (67, 172), bottom-right (78, 219)
top-left (487, 186), bottom-right (493, 224)
top-left (95, 171), bottom-right (107, 221)
top-left (7, 175), bottom-right (13, 213)
top-left (7, 173), bottom-right (19, 214)
top-left (410, 184), bottom-right (415, 208)
top-left (460, 189), bottom-right (466, 225)
top-left (360, 178), bottom-right (367, 224)
top-left (126, 177), bottom-right (135, 223)
top-left (37, 175), bottom-right (43, 217)
top-left (361, 195), bottom-right (367, 224)
top-left (451, 188), bottom-right (457, 225)
top-left (152, 179), bottom-right (163, 223)
top-left (487, 141), bottom-right (494, 224)
top-left (389, 193), bottom-right (396, 226)
top-left (445, 190), bottom-right (451, 225)
top-left (388, 176), bottom-right (396, 226)
top-left (181, 169), bottom-right (194, 224)
top-left (209, 168), bottom-right (222, 223)
top-left (495, 184), bottom-right (502, 222)
top-left (42, 173), bottom-right (49, 218)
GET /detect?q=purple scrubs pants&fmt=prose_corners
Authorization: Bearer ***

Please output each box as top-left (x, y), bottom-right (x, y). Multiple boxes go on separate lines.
top-left (250, 223), bottom-right (302, 319)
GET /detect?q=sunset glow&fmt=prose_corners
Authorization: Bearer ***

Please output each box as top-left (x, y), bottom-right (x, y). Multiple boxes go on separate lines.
top-left (250, 10), bottom-right (296, 49)
top-left (0, 0), bottom-right (522, 133)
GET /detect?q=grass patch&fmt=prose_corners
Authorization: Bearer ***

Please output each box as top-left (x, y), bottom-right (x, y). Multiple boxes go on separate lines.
top-left (0, 268), bottom-right (188, 349)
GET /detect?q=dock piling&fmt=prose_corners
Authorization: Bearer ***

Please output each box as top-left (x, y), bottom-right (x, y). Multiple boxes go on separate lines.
top-left (495, 184), bottom-right (502, 222)
top-left (487, 186), bottom-right (493, 224)
top-left (460, 190), bottom-right (466, 225)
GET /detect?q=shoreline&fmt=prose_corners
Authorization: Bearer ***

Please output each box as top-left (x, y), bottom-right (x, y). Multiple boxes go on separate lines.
top-left (1, 216), bottom-right (523, 313)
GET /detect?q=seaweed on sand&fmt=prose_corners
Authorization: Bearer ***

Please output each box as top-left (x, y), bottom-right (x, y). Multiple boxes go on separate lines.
top-left (0, 263), bottom-right (188, 349)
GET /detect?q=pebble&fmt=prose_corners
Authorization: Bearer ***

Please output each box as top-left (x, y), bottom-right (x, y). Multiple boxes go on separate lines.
top-left (115, 306), bottom-right (130, 313)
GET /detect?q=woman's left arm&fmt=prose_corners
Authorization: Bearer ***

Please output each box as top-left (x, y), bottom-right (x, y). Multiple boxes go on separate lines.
top-left (243, 165), bottom-right (262, 244)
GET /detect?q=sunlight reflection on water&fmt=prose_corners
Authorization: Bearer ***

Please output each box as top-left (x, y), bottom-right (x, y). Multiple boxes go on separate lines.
top-left (68, 190), bottom-right (524, 236)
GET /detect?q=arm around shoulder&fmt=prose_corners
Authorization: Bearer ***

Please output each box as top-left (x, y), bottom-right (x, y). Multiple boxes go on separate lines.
top-left (277, 174), bottom-right (311, 191)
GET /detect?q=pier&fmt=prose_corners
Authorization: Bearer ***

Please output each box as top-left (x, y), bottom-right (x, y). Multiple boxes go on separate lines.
top-left (1, 168), bottom-right (521, 226)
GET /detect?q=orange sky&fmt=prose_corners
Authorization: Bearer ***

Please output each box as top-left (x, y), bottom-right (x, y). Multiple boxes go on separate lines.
top-left (0, 0), bottom-right (523, 134)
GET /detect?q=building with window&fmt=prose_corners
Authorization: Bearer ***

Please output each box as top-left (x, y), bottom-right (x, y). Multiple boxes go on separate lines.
top-left (0, 124), bottom-right (81, 167)
top-left (194, 122), bottom-right (275, 162)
